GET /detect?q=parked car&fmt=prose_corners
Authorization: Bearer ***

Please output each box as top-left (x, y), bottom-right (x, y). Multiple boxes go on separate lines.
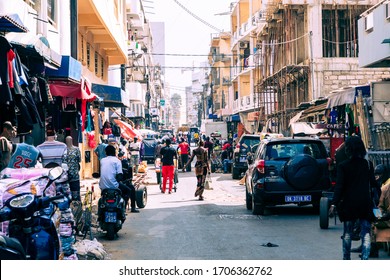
top-left (141, 137), bottom-right (158, 163)
top-left (232, 134), bottom-right (262, 179)
top-left (245, 137), bottom-right (331, 215)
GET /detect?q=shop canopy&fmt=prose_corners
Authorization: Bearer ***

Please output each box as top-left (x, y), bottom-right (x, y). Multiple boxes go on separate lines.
top-left (49, 76), bottom-right (97, 102)
top-left (91, 83), bottom-right (130, 108)
top-left (326, 85), bottom-right (370, 109)
top-left (7, 32), bottom-right (62, 68)
top-left (0, 14), bottom-right (28, 33)
top-left (113, 119), bottom-right (142, 140)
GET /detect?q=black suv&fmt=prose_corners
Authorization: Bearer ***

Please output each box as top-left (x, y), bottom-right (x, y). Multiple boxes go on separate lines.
top-left (232, 134), bottom-right (261, 179)
top-left (245, 137), bottom-right (331, 215)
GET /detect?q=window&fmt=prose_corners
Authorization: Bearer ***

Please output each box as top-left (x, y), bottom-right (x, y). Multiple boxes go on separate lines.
top-left (101, 57), bottom-right (104, 79)
top-left (364, 13), bottom-right (374, 32)
top-left (47, 0), bottom-right (56, 24)
top-left (80, 36), bottom-right (85, 63)
top-left (322, 8), bottom-right (366, 58)
top-left (94, 51), bottom-right (99, 75)
top-left (24, 0), bottom-right (35, 7)
top-left (387, 3), bottom-right (390, 20)
top-left (86, 43), bottom-right (91, 68)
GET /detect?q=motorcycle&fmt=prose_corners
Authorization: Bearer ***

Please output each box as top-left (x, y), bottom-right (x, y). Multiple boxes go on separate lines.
top-left (98, 187), bottom-right (126, 240)
top-left (0, 166), bottom-right (65, 260)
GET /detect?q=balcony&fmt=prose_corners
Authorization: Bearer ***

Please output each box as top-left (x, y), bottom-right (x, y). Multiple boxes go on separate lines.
top-left (231, 10), bottom-right (267, 48)
top-left (233, 94), bottom-right (258, 114)
top-left (126, 0), bottom-right (142, 21)
top-left (127, 12), bottom-right (145, 32)
top-left (126, 81), bottom-right (144, 102)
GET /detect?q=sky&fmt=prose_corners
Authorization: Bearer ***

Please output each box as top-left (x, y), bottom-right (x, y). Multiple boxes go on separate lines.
top-left (147, 0), bottom-right (232, 90)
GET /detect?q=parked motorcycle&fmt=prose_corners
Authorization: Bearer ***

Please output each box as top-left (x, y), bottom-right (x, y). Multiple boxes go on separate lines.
top-left (0, 167), bottom-right (65, 260)
top-left (98, 187), bottom-right (126, 240)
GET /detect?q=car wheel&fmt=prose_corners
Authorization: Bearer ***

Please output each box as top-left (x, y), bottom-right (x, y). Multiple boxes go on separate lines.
top-left (283, 154), bottom-right (320, 190)
top-left (136, 186), bottom-right (147, 208)
top-left (319, 197), bottom-right (330, 229)
top-left (232, 166), bottom-right (240, 179)
top-left (252, 195), bottom-right (265, 215)
top-left (246, 187), bottom-right (252, 210)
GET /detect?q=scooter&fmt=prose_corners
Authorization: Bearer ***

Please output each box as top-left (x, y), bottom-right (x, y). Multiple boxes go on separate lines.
top-left (0, 167), bottom-right (65, 260)
top-left (98, 187), bottom-right (126, 240)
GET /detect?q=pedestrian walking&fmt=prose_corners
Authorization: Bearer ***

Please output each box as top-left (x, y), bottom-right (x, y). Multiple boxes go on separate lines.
top-left (330, 136), bottom-right (379, 260)
top-left (203, 136), bottom-right (214, 160)
top-left (177, 138), bottom-right (190, 171)
top-left (129, 137), bottom-right (141, 174)
top-left (183, 140), bottom-right (210, 201)
top-left (160, 138), bottom-right (177, 194)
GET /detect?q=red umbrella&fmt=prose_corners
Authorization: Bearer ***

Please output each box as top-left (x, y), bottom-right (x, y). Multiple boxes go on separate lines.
top-left (113, 119), bottom-right (142, 140)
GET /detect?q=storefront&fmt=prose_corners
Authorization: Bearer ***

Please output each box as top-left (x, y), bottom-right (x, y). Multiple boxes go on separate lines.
top-left (46, 56), bottom-right (99, 178)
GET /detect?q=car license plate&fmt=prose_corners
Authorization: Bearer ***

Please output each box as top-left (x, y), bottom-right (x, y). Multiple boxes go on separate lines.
top-left (285, 195), bottom-right (311, 203)
top-left (239, 156), bottom-right (246, 162)
top-left (105, 212), bottom-right (117, 223)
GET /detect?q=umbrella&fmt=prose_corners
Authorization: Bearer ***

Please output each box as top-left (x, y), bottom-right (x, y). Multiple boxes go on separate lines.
top-left (113, 119), bottom-right (142, 140)
top-left (0, 14), bottom-right (28, 33)
top-left (139, 128), bottom-right (158, 137)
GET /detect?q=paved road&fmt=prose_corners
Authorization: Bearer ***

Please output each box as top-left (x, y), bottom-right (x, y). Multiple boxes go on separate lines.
top-left (94, 166), bottom-right (390, 260)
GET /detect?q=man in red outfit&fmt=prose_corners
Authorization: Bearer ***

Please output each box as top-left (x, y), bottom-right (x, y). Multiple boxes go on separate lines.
top-left (160, 138), bottom-right (177, 194)
top-left (177, 138), bottom-right (190, 171)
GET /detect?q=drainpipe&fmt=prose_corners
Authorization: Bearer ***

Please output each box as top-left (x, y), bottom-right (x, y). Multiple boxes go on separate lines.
top-left (70, 0), bottom-right (78, 59)
top-left (309, 31), bottom-right (316, 100)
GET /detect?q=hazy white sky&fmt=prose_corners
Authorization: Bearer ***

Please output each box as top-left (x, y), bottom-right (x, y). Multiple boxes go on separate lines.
top-left (148, 0), bottom-right (231, 90)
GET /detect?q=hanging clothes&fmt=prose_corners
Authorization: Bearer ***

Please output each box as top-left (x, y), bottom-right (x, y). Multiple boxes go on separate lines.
top-left (0, 35), bottom-right (14, 103)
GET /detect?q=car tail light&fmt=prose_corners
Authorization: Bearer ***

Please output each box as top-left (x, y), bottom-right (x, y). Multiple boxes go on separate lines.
top-left (255, 182), bottom-right (264, 189)
top-left (106, 199), bottom-right (115, 203)
top-left (256, 160), bottom-right (265, 174)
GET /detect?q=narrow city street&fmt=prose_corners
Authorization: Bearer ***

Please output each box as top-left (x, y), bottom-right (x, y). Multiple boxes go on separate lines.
top-left (94, 166), bottom-right (389, 260)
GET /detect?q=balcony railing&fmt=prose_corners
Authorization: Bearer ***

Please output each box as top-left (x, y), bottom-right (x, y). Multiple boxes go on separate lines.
top-left (233, 93), bottom-right (259, 114)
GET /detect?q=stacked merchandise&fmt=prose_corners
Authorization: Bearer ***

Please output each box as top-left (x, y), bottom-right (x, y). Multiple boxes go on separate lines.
top-left (56, 178), bottom-right (78, 260)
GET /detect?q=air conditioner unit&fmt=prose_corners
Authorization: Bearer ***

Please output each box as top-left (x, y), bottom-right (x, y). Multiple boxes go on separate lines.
top-left (239, 42), bottom-right (248, 49)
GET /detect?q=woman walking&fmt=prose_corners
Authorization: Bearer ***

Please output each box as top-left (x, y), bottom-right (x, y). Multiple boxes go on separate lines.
top-left (330, 136), bottom-right (379, 260)
top-left (183, 140), bottom-right (210, 200)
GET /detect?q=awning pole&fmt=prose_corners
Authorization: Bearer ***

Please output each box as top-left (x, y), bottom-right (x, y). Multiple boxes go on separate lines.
top-left (109, 107), bottom-right (135, 127)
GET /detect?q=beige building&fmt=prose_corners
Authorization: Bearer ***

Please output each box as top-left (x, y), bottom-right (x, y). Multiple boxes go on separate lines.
top-left (226, 0), bottom-right (389, 135)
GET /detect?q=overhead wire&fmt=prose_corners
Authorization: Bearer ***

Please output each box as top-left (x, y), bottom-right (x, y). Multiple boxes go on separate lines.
top-left (172, 0), bottom-right (223, 32)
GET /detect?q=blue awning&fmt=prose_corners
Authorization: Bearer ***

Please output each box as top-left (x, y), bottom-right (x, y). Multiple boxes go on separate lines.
top-left (225, 113), bottom-right (240, 122)
top-left (91, 83), bottom-right (130, 108)
top-left (46, 56), bottom-right (81, 82)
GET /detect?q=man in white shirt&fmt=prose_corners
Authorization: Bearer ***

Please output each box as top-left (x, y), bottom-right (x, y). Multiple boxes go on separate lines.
top-left (99, 145), bottom-right (139, 215)
top-left (129, 137), bottom-right (141, 174)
